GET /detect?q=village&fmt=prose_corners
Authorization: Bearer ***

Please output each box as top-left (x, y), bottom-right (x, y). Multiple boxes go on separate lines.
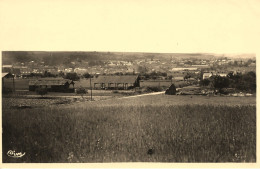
top-left (2, 52), bottom-right (256, 107)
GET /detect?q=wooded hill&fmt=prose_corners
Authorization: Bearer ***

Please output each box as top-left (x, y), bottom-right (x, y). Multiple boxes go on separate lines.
top-left (2, 51), bottom-right (255, 66)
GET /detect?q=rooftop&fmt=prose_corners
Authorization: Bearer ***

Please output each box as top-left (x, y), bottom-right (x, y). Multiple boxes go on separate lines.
top-left (29, 78), bottom-right (74, 86)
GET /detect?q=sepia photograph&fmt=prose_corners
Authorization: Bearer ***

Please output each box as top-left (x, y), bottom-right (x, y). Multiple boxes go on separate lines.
top-left (1, 51), bottom-right (256, 163)
top-left (0, 0), bottom-right (259, 168)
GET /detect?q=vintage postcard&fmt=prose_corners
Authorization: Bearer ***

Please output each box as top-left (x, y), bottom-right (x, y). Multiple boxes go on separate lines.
top-left (0, 0), bottom-right (259, 168)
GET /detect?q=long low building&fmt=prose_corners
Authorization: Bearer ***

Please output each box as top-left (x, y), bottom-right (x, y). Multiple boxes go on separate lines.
top-left (29, 78), bottom-right (75, 92)
top-left (93, 75), bottom-right (140, 90)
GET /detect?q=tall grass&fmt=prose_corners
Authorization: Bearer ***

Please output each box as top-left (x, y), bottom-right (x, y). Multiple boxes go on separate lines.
top-left (2, 105), bottom-right (256, 162)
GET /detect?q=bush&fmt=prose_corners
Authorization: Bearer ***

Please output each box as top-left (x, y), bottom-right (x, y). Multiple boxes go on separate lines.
top-left (36, 88), bottom-right (48, 97)
top-left (76, 87), bottom-right (88, 98)
top-left (146, 86), bottom-right (163, 92)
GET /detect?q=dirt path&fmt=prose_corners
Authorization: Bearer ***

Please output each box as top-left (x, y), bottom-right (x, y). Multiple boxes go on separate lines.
top-left (118, 91), bottom-right (165, 99)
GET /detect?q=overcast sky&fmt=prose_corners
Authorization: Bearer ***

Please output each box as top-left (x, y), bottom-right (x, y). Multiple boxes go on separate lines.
top-left (0, 0), bottom-right (259, 54)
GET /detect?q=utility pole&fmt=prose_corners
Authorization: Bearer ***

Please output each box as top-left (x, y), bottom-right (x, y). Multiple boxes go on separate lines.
top-left (90, 77), bottom-right (92, 101)
top-left (12, 74), bottom-right (15, 93)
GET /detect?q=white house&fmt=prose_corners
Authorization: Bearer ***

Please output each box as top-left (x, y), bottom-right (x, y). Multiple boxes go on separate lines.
top-left (203, 73), bottom-right (213, 79)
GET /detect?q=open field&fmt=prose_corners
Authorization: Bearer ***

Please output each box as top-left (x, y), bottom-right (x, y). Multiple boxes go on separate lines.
top-left (75, 94), bottom-right (256, 107)
top-left (2, 94), bottom-right (256, 162)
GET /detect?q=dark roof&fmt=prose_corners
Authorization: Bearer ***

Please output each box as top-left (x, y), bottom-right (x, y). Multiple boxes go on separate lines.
top-left (2, 72), bottom-right (14, 78)
top-left (29, 78), bottom-right (74, 86)
top-left (94, 75), bottom-right (139, 84)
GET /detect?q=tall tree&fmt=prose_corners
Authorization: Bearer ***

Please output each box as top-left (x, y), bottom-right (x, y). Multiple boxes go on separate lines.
top-left (210, 75), bottom-right (230, 93)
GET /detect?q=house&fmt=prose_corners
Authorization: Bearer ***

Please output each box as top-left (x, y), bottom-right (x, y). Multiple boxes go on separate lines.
top-left (203, 73), bottom-right (213, 79)
top-left (2, 72), bottom-right (15, 93)
top-left (93, 75), bottom-right (140, 90)
top-left (29, 78), bottom-right (75, 92)
top-left (74, 68), bottom-right (88, 75)
top-left (218, 73), bottom-right (227, 77)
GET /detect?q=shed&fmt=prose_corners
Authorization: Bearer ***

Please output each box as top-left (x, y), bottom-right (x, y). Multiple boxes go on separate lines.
top-left (29, 78), bottom-right (75, 92)
top-left (165, 84), bottom-right (176, 95)
top-left (93, 75), bottom-right (140, 90)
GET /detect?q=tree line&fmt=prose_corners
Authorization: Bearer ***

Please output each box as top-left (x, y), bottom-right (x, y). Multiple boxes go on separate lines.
top-left (199, 71), bottom-right (256, 93)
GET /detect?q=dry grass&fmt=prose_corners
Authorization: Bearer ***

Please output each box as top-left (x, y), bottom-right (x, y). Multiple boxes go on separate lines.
top-left (2, 97), bottom-right (256, 162)
top-left (74, 94), bottom-right (256, 108)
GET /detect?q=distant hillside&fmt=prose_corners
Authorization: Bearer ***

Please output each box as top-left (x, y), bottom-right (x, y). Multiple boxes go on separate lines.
top-left (2, 51), bottom-right (255, 65)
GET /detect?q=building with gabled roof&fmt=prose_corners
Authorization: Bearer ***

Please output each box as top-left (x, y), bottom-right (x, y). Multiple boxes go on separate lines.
top-left (203, 73), bottom-right (213, 79)
top-left (29, 78), bottom-right (75, 92)
top-left (2, 72), bottom-right (15, 93)
top-left (93, 75), bottom-right (140, 90)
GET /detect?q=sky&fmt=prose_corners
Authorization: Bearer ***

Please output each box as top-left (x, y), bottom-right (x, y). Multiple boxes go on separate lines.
top-left (0, 0), bottom-right (260, 54)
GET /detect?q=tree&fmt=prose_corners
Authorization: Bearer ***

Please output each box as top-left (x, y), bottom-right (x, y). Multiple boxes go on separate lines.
top-left (82, 73), bottom-right (92, 78)
top-left (227, 72), bottom-right (234, 79)
top-left (43, 71), bottom-right (56, 77)
top-left (76, 87), bottom-right (88, 99)
top-left (184, 74), bottom-right (191, 81)
top-left (199, 79), bottom-right (210, 86)
top-left (210, 75), bottom-right (230, 93)
top-left (241, 71), bottom-right (256, 93)
top-left (58, 71), bottom-right (65, 78)
top-left (65, 73), bottom-right (80, 81)
top-left (36, 87), bottom-right (48, 97)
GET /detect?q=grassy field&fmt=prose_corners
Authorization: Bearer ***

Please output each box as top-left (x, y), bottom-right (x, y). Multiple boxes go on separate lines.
top-left (2, 94), bottom-right (256, 163)
top-left (76, 94), bottom-right (256, 107)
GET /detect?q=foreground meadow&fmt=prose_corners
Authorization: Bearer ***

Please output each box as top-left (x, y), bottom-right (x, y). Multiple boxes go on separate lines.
top-left (2, 95), bottom-right (256, 162)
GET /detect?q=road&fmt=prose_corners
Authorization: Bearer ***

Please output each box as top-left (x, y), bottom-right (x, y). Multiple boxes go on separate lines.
top-left (118, 91), bottom-right (165, 99)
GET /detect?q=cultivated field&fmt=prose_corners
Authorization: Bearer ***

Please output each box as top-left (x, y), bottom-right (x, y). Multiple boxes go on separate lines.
top-left (2, 94), bottom-right (256, 162)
